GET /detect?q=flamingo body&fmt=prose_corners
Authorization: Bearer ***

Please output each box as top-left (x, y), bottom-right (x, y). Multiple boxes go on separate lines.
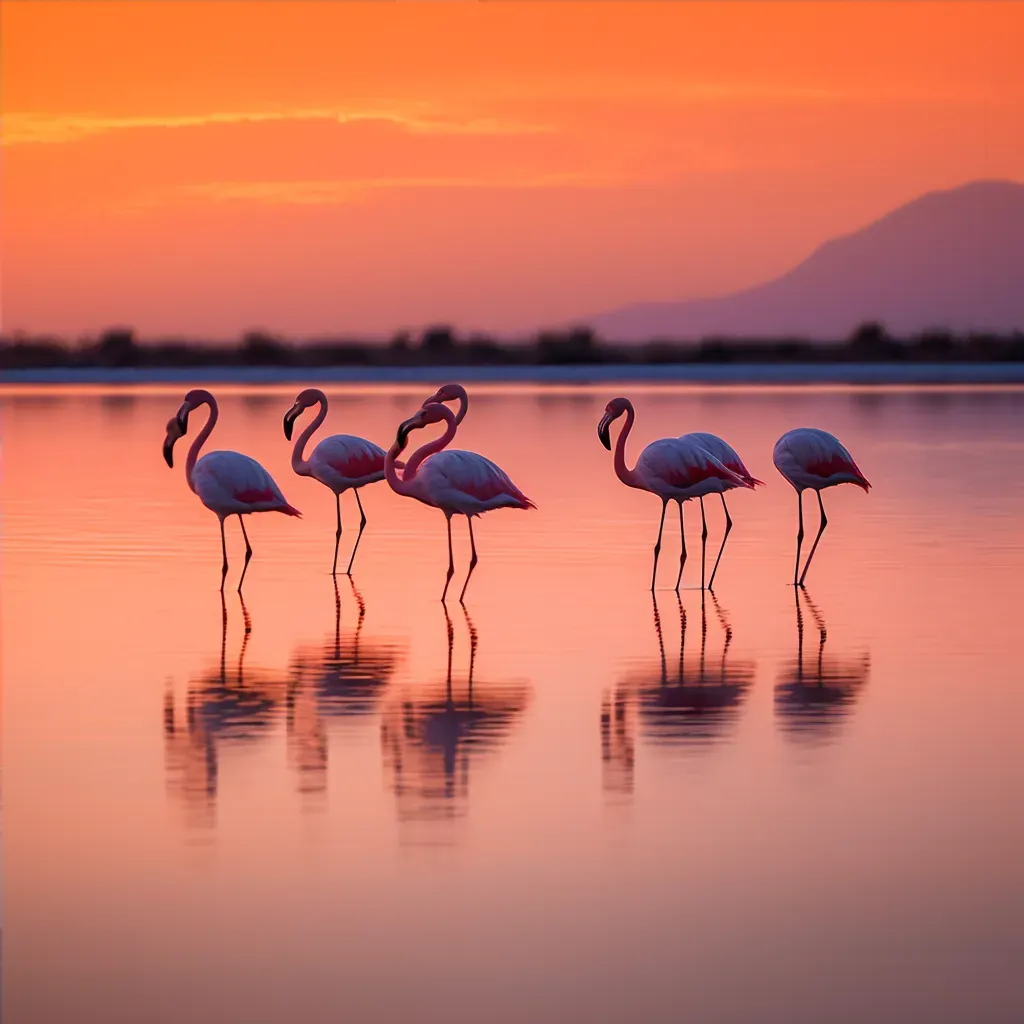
top-left (773, 428), bottom-right (871, 493)
top-left (306, 434), bottom-right (388, 492)
top-left (193, 450), bottom-right (300, 518)
top-left (680, 432), bottom-right (764, 487)
top-left (632, 437), bottom-right (745, 501)
top-left (773, 427), bottom-right (870, 587)
top-left (404, 449), bottom-right (536, 516)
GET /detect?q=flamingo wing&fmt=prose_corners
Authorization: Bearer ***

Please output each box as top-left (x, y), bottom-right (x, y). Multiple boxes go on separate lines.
top-left (638, 439), bottom-right (747, 493)
top-left (774, 428), bottom-right (870, 491)
top-left (310, 434), bottom-right (388, 487)
top-left (194, 450), bottom-right (300, 515)
top-left (422, 450), bottom-right (536, 511)
top-left (681, 431), bottom-right (764, 486)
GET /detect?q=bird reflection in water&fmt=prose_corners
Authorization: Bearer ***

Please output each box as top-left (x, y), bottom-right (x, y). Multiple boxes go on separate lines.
top-left (163, 594), bottom-right (286, 831)
top-left (285, 577), bottom-right (402, 800)
top-left (600, 685), bottom-right (636, 802)
top-left (774, 588), bottom-right (870, 745)
top-left (614, 592), bottom-right (755, 768)
top-left (380, 605), bottom-right (530, 839)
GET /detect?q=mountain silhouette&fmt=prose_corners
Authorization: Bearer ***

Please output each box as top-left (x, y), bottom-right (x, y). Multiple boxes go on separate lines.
top-left (586, 180), bottom-right (1024, 341)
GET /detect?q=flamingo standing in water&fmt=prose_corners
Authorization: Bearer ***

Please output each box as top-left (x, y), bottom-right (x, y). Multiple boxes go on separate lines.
top-left (283, 388), bottom-right (391, 575)
top-left (163, 389), bottom-right (301, 591)
top-left (385, 403), bottom-right (535, 603)
top-left (678, 431), bottom-right (764, 590)
top-left (773, 427), bottom-right (871, 587)
top-left (598, 397), bottom-right (753, 592)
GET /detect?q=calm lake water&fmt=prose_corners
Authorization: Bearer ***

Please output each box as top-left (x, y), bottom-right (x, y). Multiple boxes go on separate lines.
top-left (3, 383), bottom-right (1023, 1024)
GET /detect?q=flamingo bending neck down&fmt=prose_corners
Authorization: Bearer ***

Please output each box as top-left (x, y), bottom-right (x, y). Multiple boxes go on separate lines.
top-left (773, 427), bottom-right (871, 587)
top-left (385, 403), bottom-right (535, 604)
top-left (678, 431), bottom-right (764, 590)
top-left (163, 388), bottom-right (301, 591)
top-left (598, 397), bottom-right (753, 592)
top-left (283, 388), bottom-right (391, 575)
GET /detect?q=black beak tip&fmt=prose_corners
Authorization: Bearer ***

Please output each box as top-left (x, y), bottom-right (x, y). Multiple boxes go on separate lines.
top-left (598, 423), bottom-right (612, 450)
top-left (283, 415), bottom-right (294, 441)
top-left (163, 443), bottom-right (174, 469)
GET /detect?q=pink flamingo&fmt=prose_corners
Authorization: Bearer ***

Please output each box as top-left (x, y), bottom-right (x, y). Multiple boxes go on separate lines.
top-left (283, 388), bottom-right (391, 575)
top-left (773, 427), bottom-right (871, 587)
top-left (163, 388), bottom-right (301, 591)
top-left (385, 403), bottom-right (535, 603)
top-left (598, 398), bottom-right (753, 592)
top-left (678, 431), bottom-right (764, 589)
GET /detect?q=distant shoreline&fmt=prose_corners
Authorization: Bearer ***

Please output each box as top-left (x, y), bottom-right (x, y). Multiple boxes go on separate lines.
top-left (3, 363), bottom-right (1024, 386)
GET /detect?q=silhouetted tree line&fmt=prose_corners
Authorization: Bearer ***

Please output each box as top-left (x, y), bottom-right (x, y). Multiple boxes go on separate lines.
top-left (2, 321), bottom-right (1023, 371)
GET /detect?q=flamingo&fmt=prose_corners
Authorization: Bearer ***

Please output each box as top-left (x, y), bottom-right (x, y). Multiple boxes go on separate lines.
top-left (678, 431), bottom-right (764, 589)
top-left (598, 397), bottom-right (753, 592)
top-left (282, 388), bottom-right (391, 575)
top-left (773, 427), bottom-right (871, 587)
top-left (163, 388), bottom-right (301, 591)
top-left (385, 402), bottom-right (535, 603)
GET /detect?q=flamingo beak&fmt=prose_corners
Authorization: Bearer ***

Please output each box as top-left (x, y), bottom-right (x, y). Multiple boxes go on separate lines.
top-left (395, 416), bottom-right (416, 448)
top-left (175, 402), bottom-right (190, 435)
top-left (597, 414), bottom-right (613, 451)
top-left (420, 390), bottom-right (444, 410)
top-left (163, 433), bottom-right (177, 468)
top-left (283, 404), bottom-right (301, 441)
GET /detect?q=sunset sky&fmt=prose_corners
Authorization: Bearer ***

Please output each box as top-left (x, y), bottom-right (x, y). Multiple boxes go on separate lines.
top-left (3, 1), bottom-right (1023, 339)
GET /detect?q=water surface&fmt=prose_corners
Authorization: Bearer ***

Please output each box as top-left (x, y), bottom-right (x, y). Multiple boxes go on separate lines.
top-left (3, 384), bottom-right (1023, 1023)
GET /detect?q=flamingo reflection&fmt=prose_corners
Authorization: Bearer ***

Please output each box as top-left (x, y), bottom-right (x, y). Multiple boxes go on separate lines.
top-left (774, 588), bottom-right (870, 744)
top-left (600, 685), bottom-right (636, 799)
top-left (163, 595), bottom-right (287, 829)
top-left (380, 606), bottom-right (530, 834)
top-left (621, 592), bottom-right (755, 753)
top-left (285, 577), bottom-right (403, 796)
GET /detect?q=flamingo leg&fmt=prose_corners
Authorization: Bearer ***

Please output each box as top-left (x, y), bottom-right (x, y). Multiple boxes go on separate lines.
top-left (345, 489), bottom-right (368, 576)
top-left (700, 497), bottom-right (709, 590)
top-left (674, 501), bottom-right (687, 592)
top-left (798, 491), bottom-right (828, 587)
top-left (441, 514), bottom-right (456, 603)
top-left (237, 515), bottom-right (253, 592)
top-left (332, 492), bottom-right (343, 576)
top-left (459, 516), bottom-right (479, 604)
top-left (792, 491), bottom-right (805, 586)
top-left (707, 493), bottom-right (733, 591)
top-left (651, 499), bottom-right (668, 592)
top-left (219, 518), bottom-right (229, 591)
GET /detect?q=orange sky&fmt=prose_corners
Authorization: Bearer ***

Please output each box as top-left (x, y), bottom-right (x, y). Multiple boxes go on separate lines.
top-left (3, 1), bottom-right (1023, 339)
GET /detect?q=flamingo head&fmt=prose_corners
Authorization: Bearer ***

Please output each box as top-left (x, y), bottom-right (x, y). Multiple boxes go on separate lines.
top-left (163, 416), bottom-right (184, 468)
top-left (394, 403), bottom-right (450, 450)
top-left (282, 389), bottom-right (322, 440)
top-left (598, 397), bottom-right (631, 450)
top-left (421, 383), bottom-right (466, 417)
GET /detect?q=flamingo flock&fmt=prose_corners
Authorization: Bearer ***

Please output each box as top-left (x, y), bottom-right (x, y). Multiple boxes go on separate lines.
top-left (163, 385), bottom-right (871, 599)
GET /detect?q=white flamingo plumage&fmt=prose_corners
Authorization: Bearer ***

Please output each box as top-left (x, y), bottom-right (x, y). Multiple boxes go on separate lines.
top-left (163, 388), bottom-right (301, 591)
top-left (385, 402), bottom-right (535, 603)
top-left (598, 397), bottom-right (754, 592)
top-left (773, 427), bottom-right (871, 586)
top-left (678, 431), bottom-right (764, 589)
top-left (283, 388), bottom-right (391, 575)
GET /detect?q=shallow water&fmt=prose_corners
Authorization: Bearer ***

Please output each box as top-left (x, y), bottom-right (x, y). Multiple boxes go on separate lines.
top-left (3, 384), bottom-right (1023, 1024)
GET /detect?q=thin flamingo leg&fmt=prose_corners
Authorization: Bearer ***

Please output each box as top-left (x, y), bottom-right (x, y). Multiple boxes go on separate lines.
top-left (707, 493), bottom-right (733, 591)
top-left (345, 489), bottom-right (368, 575)
top-left (798, 491), bottom-right (828, 587)
top-left (332, 492), bottom-right (342, 576)
top-left (459, 516), bottom-right (479, 604)
top-left (237, 515), bottom-right (253, 592)
top-left (792, 491), bottom-right (805, 586)
top-left (651, 499), bottom-right (668, 592)
top-left (219, 518), bottom-right (229, 591)
top-left (441, 514), bottom-right (456, 603)
top-left (673, 501), bottom-right (688, 592)
top-left (700, 497), bottom-right (709, 590)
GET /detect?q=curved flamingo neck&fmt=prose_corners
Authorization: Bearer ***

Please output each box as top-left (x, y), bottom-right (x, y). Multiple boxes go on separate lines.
top-left (386, 407), bottom-right (457, 494)
top-left (292, 392), bottom-right (327, 475)
top-left (451, 386), bottom-right (468, 426)
top-left (613, 402), bottom-right (641, 488)
top-left (185, 391), bottom-right (218, 493)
